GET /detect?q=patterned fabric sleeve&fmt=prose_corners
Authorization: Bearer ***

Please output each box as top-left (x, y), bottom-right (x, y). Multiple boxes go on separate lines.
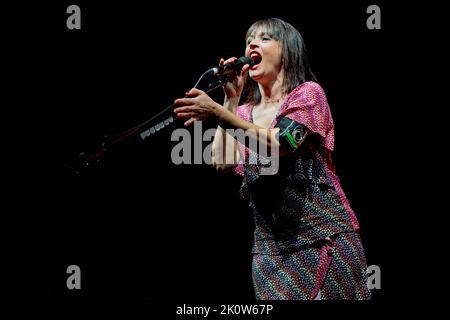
top-left (233, 81), bottom-right (334, 177)
top-left (277, 82), bottom-right (335, 152)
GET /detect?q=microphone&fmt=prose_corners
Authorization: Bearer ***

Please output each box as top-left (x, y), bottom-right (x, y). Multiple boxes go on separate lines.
top-left (207, 56), bottom-right (256, 80)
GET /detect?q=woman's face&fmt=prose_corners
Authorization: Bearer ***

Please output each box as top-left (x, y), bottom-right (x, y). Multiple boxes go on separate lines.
top-left (245, 28), bottom-right (283, 83)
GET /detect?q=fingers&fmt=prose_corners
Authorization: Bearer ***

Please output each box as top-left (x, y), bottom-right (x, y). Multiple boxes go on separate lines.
top-left (220, 57), bottom-right (237, 66)
top-left (185, 87), bottom-right (203, 97)
top-left (173, 109), bottom-right (198, 126)
top-left (174, 97), bottom-right (195, 106)
top-left (241, 64), bottom-right (250, 76)
top-left (175, 112), bottom-right (196, 119)
top-left (176, 88), bottom-right (204, 104)
top-left (184, 118), bottom-right (197, 126)
top-left (173, 106), bottom-right (199, 123)
top-left (173, 106), bottom-right (194, 114)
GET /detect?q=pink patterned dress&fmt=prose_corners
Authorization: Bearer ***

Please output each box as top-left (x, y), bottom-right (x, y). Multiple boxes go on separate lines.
top-left (234, 81), bottom-right (370, 300)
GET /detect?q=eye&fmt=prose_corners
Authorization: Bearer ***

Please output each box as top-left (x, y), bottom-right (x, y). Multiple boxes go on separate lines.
top-left (246, 38), bottom-right (254, 45)
top-left (262, 36), bottom-right (271, 41)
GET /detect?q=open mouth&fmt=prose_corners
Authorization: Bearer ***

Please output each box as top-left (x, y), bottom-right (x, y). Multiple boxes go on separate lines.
top-left (250, 54), bottom-right (262, 70)
top-left (250, 54), bottom-right (262, 65)
top-left (251, 55), bottom-right (262, 64)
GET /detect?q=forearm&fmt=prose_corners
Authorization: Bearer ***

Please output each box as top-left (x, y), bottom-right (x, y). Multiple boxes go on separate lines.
top-left (211, 97), bottom-right (241, 168)
top-left (216, 106), bottom-right (280, 153)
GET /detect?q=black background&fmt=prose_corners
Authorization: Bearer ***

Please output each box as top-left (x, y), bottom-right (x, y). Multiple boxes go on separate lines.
top-left (4, 0), bottom-right (415, 317)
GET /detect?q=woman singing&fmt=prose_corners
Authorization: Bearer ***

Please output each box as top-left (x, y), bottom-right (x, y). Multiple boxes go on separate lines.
top-left (174, 17), bottom-right (370, 300)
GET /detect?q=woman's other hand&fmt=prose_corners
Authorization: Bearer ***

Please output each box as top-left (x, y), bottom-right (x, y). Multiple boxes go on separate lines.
top-left (174, 88), bottom-right (222, 126)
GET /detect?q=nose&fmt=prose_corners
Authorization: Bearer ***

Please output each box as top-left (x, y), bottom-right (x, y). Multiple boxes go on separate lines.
top-left (247, 38), bottom-right (260, 50)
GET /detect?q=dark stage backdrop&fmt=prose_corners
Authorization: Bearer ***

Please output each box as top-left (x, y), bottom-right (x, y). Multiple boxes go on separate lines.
top-left (5, 0), bottom-right (407, 317)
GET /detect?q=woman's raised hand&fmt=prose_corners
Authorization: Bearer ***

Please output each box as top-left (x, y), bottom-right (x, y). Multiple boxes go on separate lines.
top-left (220, 57), bottom-right (250, 100)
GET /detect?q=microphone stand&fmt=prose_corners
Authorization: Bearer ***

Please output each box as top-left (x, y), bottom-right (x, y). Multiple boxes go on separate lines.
top-left (67, 71), bottom-right (233, 175)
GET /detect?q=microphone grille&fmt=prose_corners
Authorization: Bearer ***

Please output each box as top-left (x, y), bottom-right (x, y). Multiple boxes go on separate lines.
top-left (236, 56), bottom-right (255, 67)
